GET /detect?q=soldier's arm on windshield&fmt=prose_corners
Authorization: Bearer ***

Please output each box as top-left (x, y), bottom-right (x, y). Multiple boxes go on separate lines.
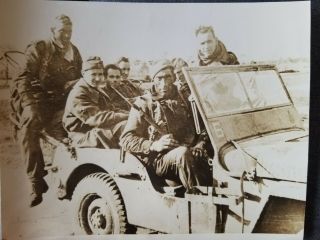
top-left (71, 92), bottom-right (128, 129)
top-left (120, 104), bottom-right (153, 155)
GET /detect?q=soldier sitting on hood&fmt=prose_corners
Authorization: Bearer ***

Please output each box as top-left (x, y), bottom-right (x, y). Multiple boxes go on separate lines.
top-left (120, 60), bottom-right (212, 193)
top-left (10, 14), bottom-right (82, 207)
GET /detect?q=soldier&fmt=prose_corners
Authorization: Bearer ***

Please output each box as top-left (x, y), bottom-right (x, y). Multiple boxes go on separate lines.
top-left (115, 57), bottom-right (141, 97)
top-left (105, 63), bottom-right (141, 111)
top-left (116, 57), bottom-right (131, 81)
top-left (120, 60), bottom-right (211, 193)
top-left (192, 26), bottom-right (266, 108)
top-left (63, 57), bottom-right (128, 149)
top-left (115, 57), bottom-right (142, 98)
top-left (10, 14), bottom-right (82, 207)
top-left (172, 58), bottom-right (191, 110)
top-left (192, 25), bottom-right (239, 66)
top-left (172, 58), bottom-right (214, 157)
top-left (104, 63), bottom-right (122, 85)
top-left (103, 64), bottom-right (130, 111)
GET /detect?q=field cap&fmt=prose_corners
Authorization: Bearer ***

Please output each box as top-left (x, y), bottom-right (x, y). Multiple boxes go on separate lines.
top-left (83, 56), bottom-right (104, 71)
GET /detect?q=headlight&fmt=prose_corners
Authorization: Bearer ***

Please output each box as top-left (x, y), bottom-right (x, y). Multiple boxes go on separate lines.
top-left (222, 147), bottom-right (257, 178)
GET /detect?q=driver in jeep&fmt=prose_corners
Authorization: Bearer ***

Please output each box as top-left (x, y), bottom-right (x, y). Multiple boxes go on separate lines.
top-left (120, 60), bottom-right (212, 193)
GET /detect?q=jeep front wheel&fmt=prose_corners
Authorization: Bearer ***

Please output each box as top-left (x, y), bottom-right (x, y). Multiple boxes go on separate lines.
top-left (72, 172), bottom-right (130, 235)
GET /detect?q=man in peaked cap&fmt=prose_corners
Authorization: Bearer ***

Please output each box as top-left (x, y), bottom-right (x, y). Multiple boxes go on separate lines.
top-left (63, 56), bottom-right (128, 149)
top-left (120, 60), bottom-right (212, 193)
top-left (10, 14), bottom-right (82, 207)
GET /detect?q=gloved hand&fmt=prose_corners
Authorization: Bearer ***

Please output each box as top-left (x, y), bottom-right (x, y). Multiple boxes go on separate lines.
top-left (150, 134), bottom-right (179, 152)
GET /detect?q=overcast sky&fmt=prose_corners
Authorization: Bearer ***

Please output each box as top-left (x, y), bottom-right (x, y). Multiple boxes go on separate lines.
top-left (0, 0), bottom-right (310, 64)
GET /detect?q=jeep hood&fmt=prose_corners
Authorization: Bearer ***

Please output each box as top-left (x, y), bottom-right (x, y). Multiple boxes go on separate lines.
top-left (222, 130), bottom-right (309, 183)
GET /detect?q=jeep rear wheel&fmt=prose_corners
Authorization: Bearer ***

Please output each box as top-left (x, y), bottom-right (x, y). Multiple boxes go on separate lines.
top-left (72, 172), bottom-right (131, 235)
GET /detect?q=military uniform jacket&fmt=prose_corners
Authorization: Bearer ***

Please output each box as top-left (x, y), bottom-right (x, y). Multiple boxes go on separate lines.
top-left (112, 80), bottom-right (141, 98)
top-left (120, 94), bottom-right (197, 165)
top-left (11, 39), bottom-right (82, 113)
top-left (109, 80), bottom-right (142, 111)
top-left (63, 78), bottom-right (128, 133)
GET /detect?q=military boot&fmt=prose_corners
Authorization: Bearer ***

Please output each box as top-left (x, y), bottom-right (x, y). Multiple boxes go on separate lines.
top-left (29, 179), bottom-right (49, 207)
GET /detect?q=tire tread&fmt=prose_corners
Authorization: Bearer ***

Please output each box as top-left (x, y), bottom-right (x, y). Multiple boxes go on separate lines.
top-left (72, 172), bottom-right (134, 234)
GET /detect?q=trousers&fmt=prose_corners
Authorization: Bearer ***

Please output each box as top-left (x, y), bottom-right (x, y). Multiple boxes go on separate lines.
top-left (152, 146), bottom-right (211, 190)
top-left (68, 120), bottom-right (127, 148)
top-left (18, 105), bottom-right (66, 183)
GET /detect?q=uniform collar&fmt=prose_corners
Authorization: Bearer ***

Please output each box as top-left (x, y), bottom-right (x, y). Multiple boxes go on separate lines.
top-left (198, 40), bottom-right (228, 66)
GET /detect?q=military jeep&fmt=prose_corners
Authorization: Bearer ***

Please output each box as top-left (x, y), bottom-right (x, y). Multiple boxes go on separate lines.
top-left (45, 64), bottom-right (308, 234)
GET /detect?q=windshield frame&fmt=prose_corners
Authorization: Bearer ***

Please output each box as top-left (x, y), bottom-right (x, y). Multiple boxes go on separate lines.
top-left (183, 64), bottom-right (294, 119)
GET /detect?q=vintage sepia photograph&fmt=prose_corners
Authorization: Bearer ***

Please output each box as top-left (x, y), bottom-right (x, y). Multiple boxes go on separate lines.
top-left (0, 0), bottom-right (310, 239)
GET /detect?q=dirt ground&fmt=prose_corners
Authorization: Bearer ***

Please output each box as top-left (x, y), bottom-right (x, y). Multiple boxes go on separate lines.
top-left (0, 68), bottom-right (310, 239)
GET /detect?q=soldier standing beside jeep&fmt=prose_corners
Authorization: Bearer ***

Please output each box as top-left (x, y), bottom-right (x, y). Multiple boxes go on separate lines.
top-left (10, 14), bottom-right (82, 207)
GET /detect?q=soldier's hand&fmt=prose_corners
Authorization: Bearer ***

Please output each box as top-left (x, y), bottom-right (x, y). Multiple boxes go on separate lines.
top-left (150, 134), bottom-right (179, 152)
top-left (191, 147), bottom-right (208, 158)
top-left (191, 141), bottom-right (208, 159)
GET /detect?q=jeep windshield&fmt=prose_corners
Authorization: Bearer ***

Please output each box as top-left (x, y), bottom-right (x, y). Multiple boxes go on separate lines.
top-left (185, 66), bottom-right (291, 118)
top-left (184, 65), bottom-right (302, 150)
